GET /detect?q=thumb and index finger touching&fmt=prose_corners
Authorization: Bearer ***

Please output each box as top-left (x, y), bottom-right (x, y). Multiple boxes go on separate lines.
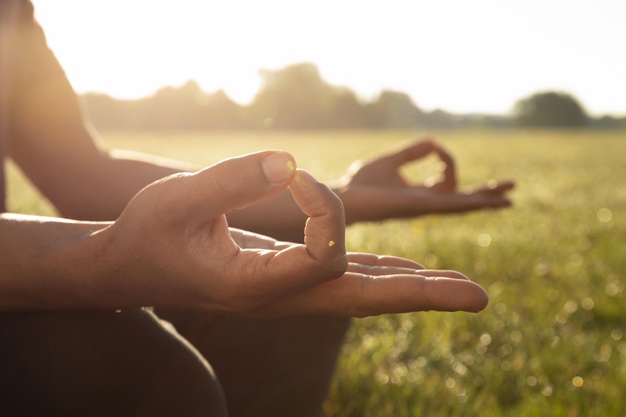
top-left (378, 139), bottom-right (458, 189)
top-left (187, 150), bottom-right (348, 288)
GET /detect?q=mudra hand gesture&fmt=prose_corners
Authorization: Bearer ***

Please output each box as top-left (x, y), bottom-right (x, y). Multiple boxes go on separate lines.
top-left (101, 151), bottom-right (488, 317)
top-left (338, 139), bottom-right (515, 223)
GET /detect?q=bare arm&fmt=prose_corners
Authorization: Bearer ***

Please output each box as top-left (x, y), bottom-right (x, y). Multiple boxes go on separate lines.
top-left (7, 77), bottom-right (190, 221)
top-left (0, 213), bottom-right (110, 310)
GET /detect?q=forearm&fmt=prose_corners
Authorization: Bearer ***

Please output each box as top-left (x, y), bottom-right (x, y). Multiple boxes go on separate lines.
top-left (28, 148), bottom-right (192, 222)
top-left (0, 213), bottom-right (114, 310)
top-left (76, 149), bottom-right (193, 220)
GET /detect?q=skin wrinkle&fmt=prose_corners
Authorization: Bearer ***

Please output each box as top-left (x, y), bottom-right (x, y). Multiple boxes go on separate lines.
top-left (232, 247), bottom-right (303, 312)
top-left (353, 262), bottom-right (418, 276)
top-left (417, 276), bottom-right (438, 312)
top-left (349, 274), bottom-right (377, 318)
top-left (212, 248), bottom-right (278, 313)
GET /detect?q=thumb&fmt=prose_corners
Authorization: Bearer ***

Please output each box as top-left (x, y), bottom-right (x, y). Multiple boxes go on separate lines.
top-left (184, 151), bottom-right (296, 218)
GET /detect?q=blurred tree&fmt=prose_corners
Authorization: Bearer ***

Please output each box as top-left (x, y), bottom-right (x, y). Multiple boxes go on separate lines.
top-left (247, 62), bottom-right (329, 128)
top-left (323, 87), bottom-right (370, 129)
top-left (589, 114), bottom-right (626, 129)
top-left (150, 82), bottom-right (242, 129)
top-left (512, 91), bottom-right (588, 127)
top-left (83, 81), bottom-right (243, 130)
top-left (367, 90), bottom-right (425, 129)
top-left (246, 62), bottom-right (370, 129)
top-left (82, 66), bottom-right (621, 131)
top-left (201, 90), bottom-right (243, 129)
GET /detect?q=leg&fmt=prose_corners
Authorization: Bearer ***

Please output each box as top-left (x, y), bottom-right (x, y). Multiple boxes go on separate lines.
top-left (0, 308), bottom-right (228, 417)
top-left (160, 310), bottom-right (351, 417)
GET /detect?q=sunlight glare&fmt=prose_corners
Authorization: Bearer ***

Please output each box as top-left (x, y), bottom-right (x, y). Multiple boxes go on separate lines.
top-left (31, 0), bottom-right (626, 114)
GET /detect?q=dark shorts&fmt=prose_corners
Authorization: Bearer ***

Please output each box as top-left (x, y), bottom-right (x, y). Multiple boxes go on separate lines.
top-left (0, 309), bottom-right (350, 417)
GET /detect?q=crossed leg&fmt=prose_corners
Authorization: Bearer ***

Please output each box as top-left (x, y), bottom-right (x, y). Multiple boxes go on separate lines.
top-left (0, 308), bottom-right (227, 417)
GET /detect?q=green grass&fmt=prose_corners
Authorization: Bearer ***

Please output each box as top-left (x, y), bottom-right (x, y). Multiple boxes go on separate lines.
top-left (7, 129), bottom-right (626, 416)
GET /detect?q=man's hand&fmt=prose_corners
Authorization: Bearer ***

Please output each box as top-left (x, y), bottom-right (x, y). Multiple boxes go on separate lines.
top-left (97, 151), bottom-right (346, 312)
top-left (338, 139), bottom-right (515, 223)
top-left (93, 150), bottom-right (487, 317)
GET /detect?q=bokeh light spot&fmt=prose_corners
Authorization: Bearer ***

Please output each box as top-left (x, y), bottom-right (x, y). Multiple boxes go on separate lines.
top-left (477, 233), bottom-right (492, 247)
top-left (597, 208), bottom-right (612, 223)
top-left (572, 376), bottom-right (584, 388)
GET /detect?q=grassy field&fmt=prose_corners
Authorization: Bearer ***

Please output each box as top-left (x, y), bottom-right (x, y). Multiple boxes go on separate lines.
top-left (7, 129), bottom-right (626, 416)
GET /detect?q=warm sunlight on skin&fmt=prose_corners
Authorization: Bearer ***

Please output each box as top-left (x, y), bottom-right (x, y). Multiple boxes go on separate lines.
top-left (32, 0), bottom-right (626, 115)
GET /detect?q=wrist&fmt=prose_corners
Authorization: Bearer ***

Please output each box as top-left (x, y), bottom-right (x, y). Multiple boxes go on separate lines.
top-left (39, 219), bottom-right (117, 309)
top-left (46, 219), bottom-right (121, 308)
top-left (43, 219), bottom-right (123, 310)
top-left (0, 214), bottom-right (115, 310)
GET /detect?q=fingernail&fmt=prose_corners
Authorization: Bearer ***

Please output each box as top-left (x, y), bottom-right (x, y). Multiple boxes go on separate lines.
top-left (262, 152), bottom-right (295, 184)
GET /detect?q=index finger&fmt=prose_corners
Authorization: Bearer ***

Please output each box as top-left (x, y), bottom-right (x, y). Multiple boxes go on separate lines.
top-left (432, 146), bottom-right (458, 190)
top-left (254, 169), bottom-right (348, 294)
top-left (378, 138), bottom-right (437, 166)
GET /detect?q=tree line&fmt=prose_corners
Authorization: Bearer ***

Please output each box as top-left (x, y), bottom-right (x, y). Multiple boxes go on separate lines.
top-left (81, 62), bottom-right (626, 131)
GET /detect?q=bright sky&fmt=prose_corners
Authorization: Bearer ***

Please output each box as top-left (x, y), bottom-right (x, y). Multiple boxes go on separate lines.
top-left (32, 0), bottom-right (626, 116)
